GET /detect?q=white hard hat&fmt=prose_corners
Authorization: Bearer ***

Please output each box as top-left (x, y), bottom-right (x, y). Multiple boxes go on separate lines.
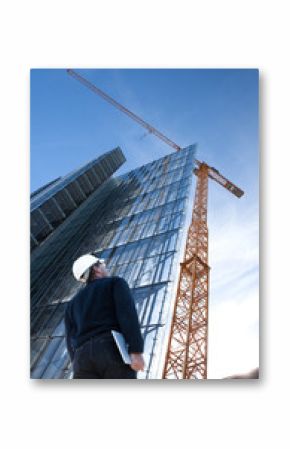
top-left (72, 254), bottom-right (105, 282)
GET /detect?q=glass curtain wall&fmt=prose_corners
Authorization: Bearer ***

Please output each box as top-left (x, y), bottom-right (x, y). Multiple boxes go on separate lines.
top-left (30, 145), bottom-right (196, 379)
top-left (30, 147), bottom-right (125, 250)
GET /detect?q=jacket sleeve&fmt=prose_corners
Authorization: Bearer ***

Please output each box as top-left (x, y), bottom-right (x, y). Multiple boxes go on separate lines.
top-left (113, 277), bottom-right (144, 354)
top-left (64, 303), bottom-right (75, 362)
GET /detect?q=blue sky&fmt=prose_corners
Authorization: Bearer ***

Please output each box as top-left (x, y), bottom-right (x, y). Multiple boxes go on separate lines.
top-left (31, 69), bottom-right (258, 193)
top-left (31, 68), bottom-right (259, 378)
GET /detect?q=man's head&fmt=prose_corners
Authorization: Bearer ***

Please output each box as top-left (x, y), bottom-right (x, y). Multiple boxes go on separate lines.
top-left (72, 253), bottom-right (109, 283)
top-left (87, 260), bottom-right (109, 282)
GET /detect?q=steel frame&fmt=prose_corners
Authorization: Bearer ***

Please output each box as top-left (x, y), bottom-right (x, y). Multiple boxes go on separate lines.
top-left (163, 163), bottom-right (210, 379)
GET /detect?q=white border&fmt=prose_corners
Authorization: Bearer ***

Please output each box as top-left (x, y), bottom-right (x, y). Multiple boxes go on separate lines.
top-left (1, 0), bottom-right (289, 447)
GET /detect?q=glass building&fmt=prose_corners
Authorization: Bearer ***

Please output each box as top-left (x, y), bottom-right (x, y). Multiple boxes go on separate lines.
top-left (30, 147), bottom-right (125, 250)
top-left (30, 144), bottom-right (196, 379)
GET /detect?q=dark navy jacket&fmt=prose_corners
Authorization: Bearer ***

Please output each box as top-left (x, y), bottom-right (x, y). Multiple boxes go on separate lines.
top-left (64, 276), bottom-right (144, 361)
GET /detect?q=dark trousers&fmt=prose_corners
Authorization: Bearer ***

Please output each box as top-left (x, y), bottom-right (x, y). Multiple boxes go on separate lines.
top-left (72, 333), bottom-right (137, 379)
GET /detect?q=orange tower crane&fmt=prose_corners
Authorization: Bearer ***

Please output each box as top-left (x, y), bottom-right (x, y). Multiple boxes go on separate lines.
top-left (162, 161), bottom-right (243, 379)
top-left (67, 69), bottom-right (244, 379)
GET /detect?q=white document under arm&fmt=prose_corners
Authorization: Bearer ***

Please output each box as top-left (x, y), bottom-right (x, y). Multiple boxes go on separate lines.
top-left (111, 330), bottom-right (131, 364)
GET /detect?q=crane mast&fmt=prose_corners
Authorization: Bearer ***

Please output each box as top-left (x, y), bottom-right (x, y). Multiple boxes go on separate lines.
top-left (67, 69), bottom-right (244, 379)
top-left (163, 162), bottom-right (210, 378)
top-left (162, 162), bottom-right (243, 379)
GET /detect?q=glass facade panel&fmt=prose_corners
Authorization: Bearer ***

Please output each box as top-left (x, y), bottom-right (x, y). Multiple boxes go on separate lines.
top-left (31, 209), bottom-right (53, 241)
top-left (54, 189), bottom-right (76, 216)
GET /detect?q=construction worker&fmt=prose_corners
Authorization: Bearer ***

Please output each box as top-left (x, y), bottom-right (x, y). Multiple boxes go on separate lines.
top-left (65, 253), bottom-right (144, 379)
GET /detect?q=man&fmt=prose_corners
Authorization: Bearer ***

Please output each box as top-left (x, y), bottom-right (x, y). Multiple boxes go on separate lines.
top-left (64, 252), bottom-right (145, 379)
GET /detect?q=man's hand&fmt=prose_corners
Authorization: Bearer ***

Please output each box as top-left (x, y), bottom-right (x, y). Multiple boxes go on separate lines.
top-left (130, 353), bottom-right (145, 372)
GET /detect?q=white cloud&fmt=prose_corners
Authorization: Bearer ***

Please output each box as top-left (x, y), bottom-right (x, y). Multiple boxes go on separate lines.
top-left (207, 203), bottom-right (259, 378)
top-left (208, 289), bottom-right (259, 378)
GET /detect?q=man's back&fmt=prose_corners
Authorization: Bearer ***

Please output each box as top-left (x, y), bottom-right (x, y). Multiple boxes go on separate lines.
top-left (65, 276), bottom-right (144, 362)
